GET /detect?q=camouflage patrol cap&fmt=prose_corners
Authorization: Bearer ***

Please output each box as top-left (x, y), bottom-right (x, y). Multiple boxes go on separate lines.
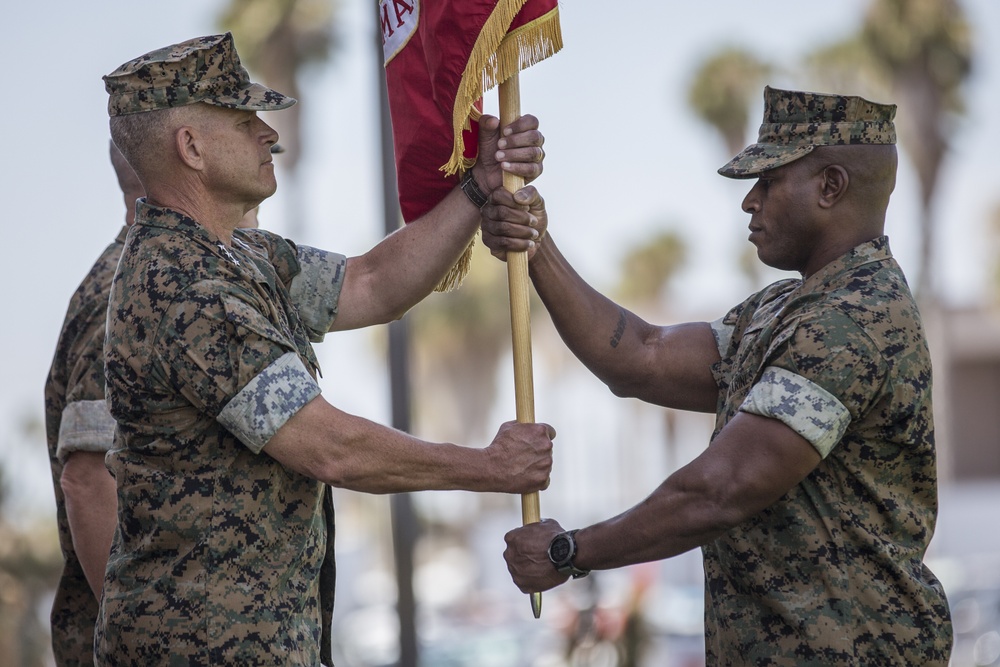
top-left (718, 85), bottom-right (896, 179)
top-left (103, 33), bottom-right (296, 117)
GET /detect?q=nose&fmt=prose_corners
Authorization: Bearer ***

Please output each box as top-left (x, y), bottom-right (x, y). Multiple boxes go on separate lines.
top-left (255, 116), bottom-right (280, 149)
top-left (742, 182), bottom-right (762, 214)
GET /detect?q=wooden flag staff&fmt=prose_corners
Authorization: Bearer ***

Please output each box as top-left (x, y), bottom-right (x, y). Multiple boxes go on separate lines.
top-left (498, 71), bottom-right (543, 619)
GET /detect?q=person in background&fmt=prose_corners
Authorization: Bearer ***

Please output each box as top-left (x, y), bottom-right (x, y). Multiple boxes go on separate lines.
top-left (43, 141), bottom-right (142, 666)
top-left (488, 86), bottom-right (952, 666)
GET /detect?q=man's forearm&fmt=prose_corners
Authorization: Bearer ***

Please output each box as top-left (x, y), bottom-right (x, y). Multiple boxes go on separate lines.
top-left (61, 452), bottom-right (118, 599)
top-left (529, 236), bottom-right (653, 387)
top-left (572, 413), bottom-right (822, 572)
top-left (573, 478), bottom-right (731, 573)
top-left (264, 396), bottom-right (552, 496)
top-left (381, 185), bottom-right (481, 297)
top-left (333, 186), bottom-right (480, 330)
top-left (529, 235), bottom-right (721, 411)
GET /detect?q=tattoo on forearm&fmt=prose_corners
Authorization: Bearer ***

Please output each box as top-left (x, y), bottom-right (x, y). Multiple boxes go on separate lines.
top-left (610, 308), bottom-right (627, 348)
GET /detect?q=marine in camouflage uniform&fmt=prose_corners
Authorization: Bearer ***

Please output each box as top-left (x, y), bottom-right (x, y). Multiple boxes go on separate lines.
top-left (98, 202), bottom-right (343, 665)
top-left (495, 86), bottom-right (951, 665)
top-left (705, 87), bottom-right (950, 664)
top-left (704, 236), bottom-right (949, 664)
top-left (95, 34), bottom-right (341, 666)
top-left (43, 141), bottom-right (145, 667)
top-left (97, 32), bottom-right (552, 666)
top-left (44, 225), bottom-right (127, 667)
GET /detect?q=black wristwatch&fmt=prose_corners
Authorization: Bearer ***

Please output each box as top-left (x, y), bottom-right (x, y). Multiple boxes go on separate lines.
top-left (547, 529), bottom-right (590, 579)
top-left (459, 169), bottom-right (490, 209)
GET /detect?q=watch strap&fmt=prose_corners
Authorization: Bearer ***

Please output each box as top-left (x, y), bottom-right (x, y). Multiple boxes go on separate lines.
top-left (460, 169), bottom-right (490, 209)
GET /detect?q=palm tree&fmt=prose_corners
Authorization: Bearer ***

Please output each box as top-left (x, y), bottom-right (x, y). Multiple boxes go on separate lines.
top-left (806, 0), bottom-right (972, 302)
top-left (218, 0), bottom-right (340, 237)
top-left (863, 0), bottom-right (972, 300)
top-left (687, 47), bottom-right (772, 295)
top-left (687, 48), bottom-right (772, 159)
top-left (613, 229), bottom-right (686, 307)
top-left (802, 35), bottom-right (883, 98)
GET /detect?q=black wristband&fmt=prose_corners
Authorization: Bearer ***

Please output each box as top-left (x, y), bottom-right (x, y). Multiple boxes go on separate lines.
top-left (460, 169), bottom-right (490, 209)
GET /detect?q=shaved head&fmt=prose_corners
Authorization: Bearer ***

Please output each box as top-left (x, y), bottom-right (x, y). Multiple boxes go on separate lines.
top-left (803, 144), bottom-right (897, 208)
top-left (795, 143), bottom-right (898, 239)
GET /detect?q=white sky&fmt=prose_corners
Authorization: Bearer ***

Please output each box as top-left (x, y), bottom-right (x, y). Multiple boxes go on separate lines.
top-left (2, 0), bottom-right (999, 518)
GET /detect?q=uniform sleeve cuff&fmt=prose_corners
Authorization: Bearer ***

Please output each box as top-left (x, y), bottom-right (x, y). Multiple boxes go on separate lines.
top-left (288, 245), bottom-right (347, 342)
top-left (740, 366), bottom-right (850, 458)
top-left (218, 352), bottom-right (322, 454)
top-left (57, 400), bottom-right (116, 462)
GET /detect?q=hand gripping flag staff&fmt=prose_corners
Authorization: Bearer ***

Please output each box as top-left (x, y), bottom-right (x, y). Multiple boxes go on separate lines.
top-left (380, 0), bottom-right (562, 617)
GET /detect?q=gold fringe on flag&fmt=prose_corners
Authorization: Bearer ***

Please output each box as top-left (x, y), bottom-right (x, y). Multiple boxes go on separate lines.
top-left (434, 3), bottom-right (563, 293)
top-left (435, 234), bottom-right (476, 292)
top-left (446, 5), bottom-right (563, 177)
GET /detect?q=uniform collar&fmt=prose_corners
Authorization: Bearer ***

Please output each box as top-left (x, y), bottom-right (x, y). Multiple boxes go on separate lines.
top-left (134, 198), bottom-right (254, 270)
top-left (799, 236), bottom-right (892, 295)
top-left (134, 198), bottom-right (224, 246)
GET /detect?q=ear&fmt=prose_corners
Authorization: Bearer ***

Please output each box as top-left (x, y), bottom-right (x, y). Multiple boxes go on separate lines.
top-left (817, 164), bottom-right (848, 209)
top-left (174, 125), bottom-right (204, 171)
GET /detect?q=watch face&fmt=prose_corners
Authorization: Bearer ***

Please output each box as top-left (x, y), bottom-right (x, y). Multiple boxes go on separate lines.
top-left (549, 535), bottom-right (572, 563)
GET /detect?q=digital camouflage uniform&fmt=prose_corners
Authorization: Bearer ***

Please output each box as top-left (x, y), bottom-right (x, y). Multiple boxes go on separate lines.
top-left (696, 87), bottom-right (953, 664)
top-left (705, 237), bottom-right (951, 665)
top-left (97, 201), bottom-right (345, 666)
top-left (43, 227), bottom-right (127, 666)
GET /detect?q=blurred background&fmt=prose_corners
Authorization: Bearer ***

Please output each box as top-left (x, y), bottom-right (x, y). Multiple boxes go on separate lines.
top-left (2, 0), bottom-right (1000, 665)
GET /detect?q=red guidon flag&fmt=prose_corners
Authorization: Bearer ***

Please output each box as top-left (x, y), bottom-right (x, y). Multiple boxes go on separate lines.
top-left (380, 0), bottom-right (562, 289)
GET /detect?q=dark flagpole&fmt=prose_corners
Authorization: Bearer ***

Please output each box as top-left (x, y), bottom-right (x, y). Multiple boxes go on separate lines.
top-left (374, 22), bottom-right (420, 667)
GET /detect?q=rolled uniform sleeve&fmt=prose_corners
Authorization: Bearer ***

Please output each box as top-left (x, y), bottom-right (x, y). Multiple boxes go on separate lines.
top-left (288, 245), bottom-right (347, 341)
top-left (57, 400), bottom-right (116, 462)
top-left (741, 367), bottom-right (850, 457)
top-left (234, 230), bottom-right (346, 342)
top-left (218, 352), bottom-right (320, 454)
top-left (57, 309), bottom-right (118, 462)
top-left (739, 309), bottom-right (887, 458)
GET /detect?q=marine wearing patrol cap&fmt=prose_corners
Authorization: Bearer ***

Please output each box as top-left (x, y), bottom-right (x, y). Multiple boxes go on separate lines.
top-left (719, 85), bottom-right (896, 179)
top-left (103, 32), bottom-right (296, 117)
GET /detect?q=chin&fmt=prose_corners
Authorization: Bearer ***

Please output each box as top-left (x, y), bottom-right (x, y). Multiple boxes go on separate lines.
top-left (756, 250), bottom-right (796, 273)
